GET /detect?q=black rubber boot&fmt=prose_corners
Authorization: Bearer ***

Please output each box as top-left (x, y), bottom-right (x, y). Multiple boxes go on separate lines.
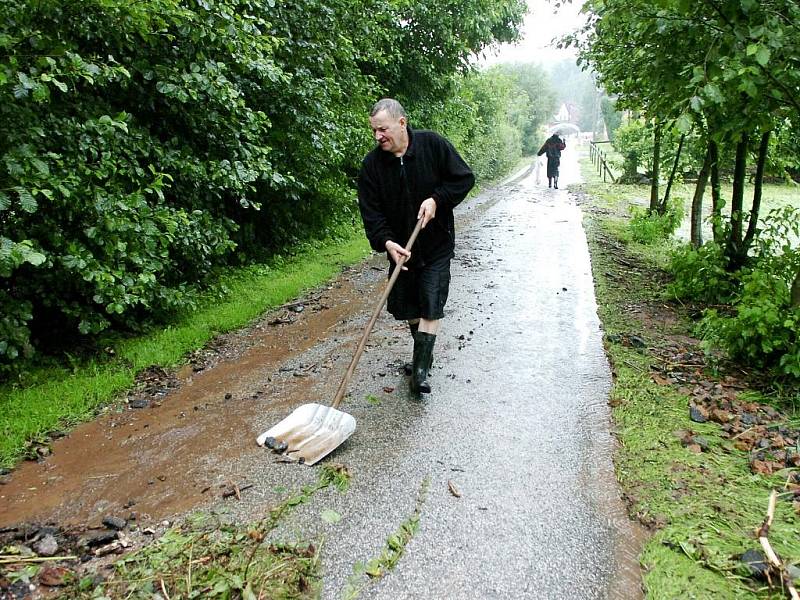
top-left (404, 322), bottom-right (433, 375)
top-left (553, 177), bottom-right (558, 189)
top-left (411, 332), bottom-right (436, 394)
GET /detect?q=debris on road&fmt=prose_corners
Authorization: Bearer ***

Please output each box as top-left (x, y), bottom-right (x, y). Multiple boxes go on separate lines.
top-left (447, 480), bottom-right (462, 498)
top-left (222, 482), bottom-right (254, 500)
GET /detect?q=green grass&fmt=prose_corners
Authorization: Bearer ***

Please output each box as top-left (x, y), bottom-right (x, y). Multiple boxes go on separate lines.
top-left (577, 154), bottom-right (800, 244)
top-left (607, 348), bottom-right (798, 598)
top-left (342, 477), bottom-right (429, 600)
top-left (64, 464), bottom-right (352, 599)
top-left (579, 156), bottom-right (800, 598)
top-left (0, 233), bottom-right (370, 469)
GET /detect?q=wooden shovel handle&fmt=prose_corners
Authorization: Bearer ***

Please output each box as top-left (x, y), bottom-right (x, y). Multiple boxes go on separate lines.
top-left (331, 218), bottom-right (424, 409)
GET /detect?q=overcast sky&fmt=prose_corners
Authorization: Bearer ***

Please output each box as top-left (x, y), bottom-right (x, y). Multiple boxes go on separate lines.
top-left (480, 0), bottom-right (586, 67)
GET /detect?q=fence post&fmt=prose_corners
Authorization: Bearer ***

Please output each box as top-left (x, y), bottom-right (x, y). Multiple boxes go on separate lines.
top-left (605, 162), bottom-right (616, 184)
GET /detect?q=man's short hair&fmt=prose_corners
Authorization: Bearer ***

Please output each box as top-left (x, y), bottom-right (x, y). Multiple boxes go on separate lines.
top-left (370, 98), bottom-right (407, 120)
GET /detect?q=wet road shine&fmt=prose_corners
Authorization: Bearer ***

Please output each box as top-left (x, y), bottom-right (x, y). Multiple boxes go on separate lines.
top-left (267, 148), bottom-right (644, 599)
top-left (0, 147), bottom-right (643, 599)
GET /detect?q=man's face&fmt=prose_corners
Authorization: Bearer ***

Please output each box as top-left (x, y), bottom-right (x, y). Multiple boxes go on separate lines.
top-left (369, 110), bottom-right (407, 156)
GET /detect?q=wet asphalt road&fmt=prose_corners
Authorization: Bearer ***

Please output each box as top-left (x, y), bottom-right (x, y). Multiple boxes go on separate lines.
top-left (242, 148), bottom-right (643, 599)
top-left (0, 147), bottom-right (642, 598)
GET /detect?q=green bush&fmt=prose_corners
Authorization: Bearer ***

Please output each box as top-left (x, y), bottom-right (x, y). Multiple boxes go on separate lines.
top-left (670, 207), bottom-right (800, 380)
top-left (611, 120), bottom-right (650, 182)
top-left (611, 119), bottom-right (704, 183)
top-left (705, 205), bottom-right (800, 380)
top-left (1, 0), bottom-right (372, 369)
top-left (0, 0), bottom-right (526, 373)
top-left (627, 199), bottom-right (683, 244)
top-left (752, 205), bottom-right (800, 286)
top-left (667, 242), bottom-right (736, 304)
top-left (419, 70), bottom-right (528, 183)
top-left (701, 269), bottom-right (800, 379)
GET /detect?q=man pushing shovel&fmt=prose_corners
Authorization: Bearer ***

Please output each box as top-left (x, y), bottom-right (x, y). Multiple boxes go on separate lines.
top-left (358, 98), bottom-right (475, 395)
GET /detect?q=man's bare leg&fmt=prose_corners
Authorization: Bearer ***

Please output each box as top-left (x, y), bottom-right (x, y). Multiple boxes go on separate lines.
top-left (418, 318), bottom-right (440, 334)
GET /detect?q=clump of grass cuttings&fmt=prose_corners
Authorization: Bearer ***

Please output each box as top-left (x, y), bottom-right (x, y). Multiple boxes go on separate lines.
top-left (342, 476), bottom-right (429, 600)
top-left (70, 464), bottom-right (351, 599)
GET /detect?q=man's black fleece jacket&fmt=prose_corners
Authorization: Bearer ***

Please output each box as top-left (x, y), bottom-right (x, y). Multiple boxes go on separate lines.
top-left (357, 126), bottom-right (475, 268)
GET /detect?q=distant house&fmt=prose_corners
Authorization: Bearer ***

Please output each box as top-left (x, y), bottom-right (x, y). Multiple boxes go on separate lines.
top-left (547, 102), bottom-right (582, 136)
top-left (554, 102), bottom-right (581, 125)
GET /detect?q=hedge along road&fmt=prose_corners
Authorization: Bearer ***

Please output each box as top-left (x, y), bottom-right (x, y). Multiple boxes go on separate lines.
top-left (0, 143), bottom-right (644, 598)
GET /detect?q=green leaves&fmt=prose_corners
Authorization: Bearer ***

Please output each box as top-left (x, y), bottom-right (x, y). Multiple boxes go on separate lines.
top-left (746, 43), bottom-right (771, 67)
top-left (0, 0), bottom-right (525, 371)
top-left (320, 509), bottom-right (342, 524)
top-left (0, 238), bottom-right (47, 276)
top-left (12, 187), bottom-right (37, 213)
top-left (675, 114), bottom-right (693, 134)
top-left (740, 0), bottom-right (757, 13)
top-left (577, 0), bottom-right (800, 140)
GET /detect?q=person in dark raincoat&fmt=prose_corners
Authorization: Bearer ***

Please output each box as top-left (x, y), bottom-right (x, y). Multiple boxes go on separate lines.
top-left (358, 98), bottom-right (475, 395)
top-left (537, 133), bottom-right (566, 189)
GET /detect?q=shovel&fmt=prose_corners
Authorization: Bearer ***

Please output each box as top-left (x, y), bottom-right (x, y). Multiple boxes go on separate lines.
top-left (256, 218), bottom-right (424, 465)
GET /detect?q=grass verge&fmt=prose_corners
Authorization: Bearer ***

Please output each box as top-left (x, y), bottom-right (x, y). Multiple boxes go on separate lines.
top-left (61, 463), bottom-right (352, 599)
top-left (574, 154), bottom-right (800, 598)
top-left (0, 233), bottom-right (370, 469)
top-left (580, 155), bottom-right (800, 245)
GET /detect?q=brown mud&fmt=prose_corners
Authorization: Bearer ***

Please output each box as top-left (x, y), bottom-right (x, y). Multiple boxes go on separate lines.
top-left (0, 187), bottom-right (502, 530)
top-left (0, 265), bottom-right (383, 528)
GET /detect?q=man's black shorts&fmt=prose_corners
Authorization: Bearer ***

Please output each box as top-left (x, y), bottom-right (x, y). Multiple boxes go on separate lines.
top-left (387, 254), bottom-right (451, 321)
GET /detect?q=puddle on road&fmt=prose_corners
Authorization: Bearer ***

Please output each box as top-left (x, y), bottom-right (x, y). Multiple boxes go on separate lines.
top-left (580, 394), bottom-right (649, 600)
top-left (0, 269), bottom-right (382, 528)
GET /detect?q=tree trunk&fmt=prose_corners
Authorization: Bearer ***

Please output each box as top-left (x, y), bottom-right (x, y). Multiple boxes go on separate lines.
top-left (661, 133), bottom-right (686, 213)
top-left (690, 145), bottom-right (712, 248)
top-left (726, 135), bottom-right (749, 271)
top-left (743, 130), bottom-right (770, 251)
top-left (649, 122), bottom-right (662, 213)
top-left (710, 140), bottom-right (723, 244)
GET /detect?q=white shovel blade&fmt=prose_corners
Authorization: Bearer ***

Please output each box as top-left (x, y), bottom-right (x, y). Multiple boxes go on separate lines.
top-left (257, 403), bottom-right (356, 465)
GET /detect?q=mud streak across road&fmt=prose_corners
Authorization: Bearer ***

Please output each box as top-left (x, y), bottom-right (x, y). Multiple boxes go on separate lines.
top-left (0, 147), bottom-right (644, 598)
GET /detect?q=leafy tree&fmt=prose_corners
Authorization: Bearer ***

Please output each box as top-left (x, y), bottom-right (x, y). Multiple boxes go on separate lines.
top-left (570, 0), bottom-right (800, 268)
top-left (574, 0), bottom-right (800, 377)
top-left (0, 0), bottom-right (526, 371)
top-left (493, 63), bottom-right (557, 153)
top-left (368, 0), bottom-right (526, 104)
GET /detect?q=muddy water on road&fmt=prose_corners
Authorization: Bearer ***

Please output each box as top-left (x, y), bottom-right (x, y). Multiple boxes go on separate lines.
top-left (0, 266), bottom-right (385, 527)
